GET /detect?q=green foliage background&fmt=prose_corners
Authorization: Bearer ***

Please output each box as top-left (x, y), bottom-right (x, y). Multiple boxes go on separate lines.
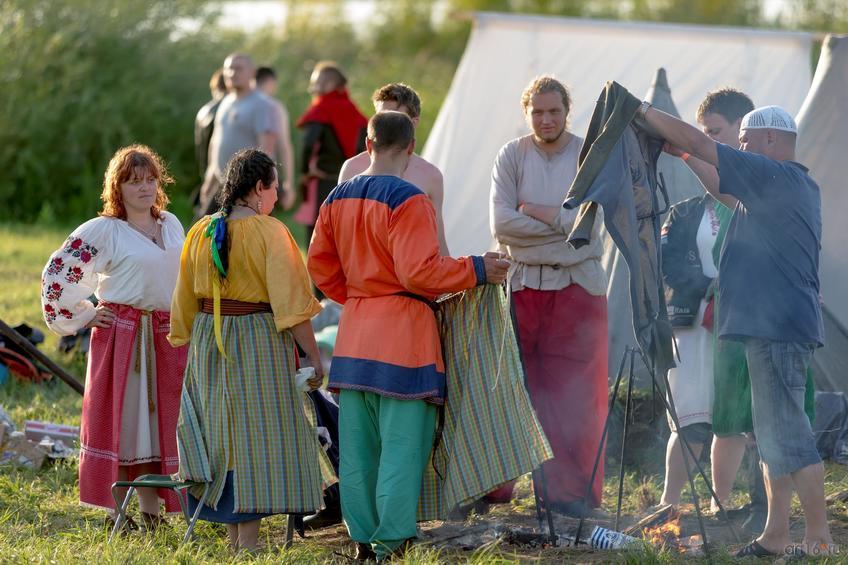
top-left (1, 0), bottom-right (846, 226)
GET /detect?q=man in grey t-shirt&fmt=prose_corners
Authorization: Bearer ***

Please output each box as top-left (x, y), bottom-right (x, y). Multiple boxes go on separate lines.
top-left (196, 53), bottom-right (277, 219)
top-left (642, 103), bottom-right (832, 558)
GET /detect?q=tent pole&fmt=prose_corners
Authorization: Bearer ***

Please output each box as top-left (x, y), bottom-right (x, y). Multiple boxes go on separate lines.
top-left (614, 349), bottom-right (636, 531)
top-left (574, 347), bottom-right (630, 546)
top-left (0, 319), bottom-right (84, 396)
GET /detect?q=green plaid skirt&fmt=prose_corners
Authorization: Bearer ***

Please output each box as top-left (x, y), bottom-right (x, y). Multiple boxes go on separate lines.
top-left (417, 285), bottom-right (553, 520)
top-left (177, 312), bottom-right (330, 513)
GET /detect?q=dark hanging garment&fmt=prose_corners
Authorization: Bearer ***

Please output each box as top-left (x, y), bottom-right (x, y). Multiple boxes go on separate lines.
top-left (563, 81), bottom-right (675, 375)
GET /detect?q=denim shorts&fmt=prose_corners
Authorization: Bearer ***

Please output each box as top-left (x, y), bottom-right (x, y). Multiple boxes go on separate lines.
top-left (745, 338), bottom-right (820, 477)
top-left (679, 422), bottom-right (713, 445)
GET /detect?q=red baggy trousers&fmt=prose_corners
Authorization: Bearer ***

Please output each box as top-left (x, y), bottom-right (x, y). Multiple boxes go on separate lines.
top-left (487, 285), bottom-right (608, 508)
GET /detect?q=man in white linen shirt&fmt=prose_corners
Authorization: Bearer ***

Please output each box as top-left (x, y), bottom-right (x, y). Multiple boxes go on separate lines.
top-left (487, 75), bottom-right (608, 518)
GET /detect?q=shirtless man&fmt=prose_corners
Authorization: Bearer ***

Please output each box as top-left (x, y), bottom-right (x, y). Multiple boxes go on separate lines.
top-left (338, 83), bottom-right (449, 254)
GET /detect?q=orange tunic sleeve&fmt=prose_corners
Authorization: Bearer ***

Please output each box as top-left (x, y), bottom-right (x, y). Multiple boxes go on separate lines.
top-left (307, 205), bottom-right (349, 304)
top-left (388, 194), bottom-right (482, 298)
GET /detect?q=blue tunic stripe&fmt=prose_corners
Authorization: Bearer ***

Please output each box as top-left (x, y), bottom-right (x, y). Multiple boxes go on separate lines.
top-left (328, 356), bottom-right (446, 403)
top-left (325, 175), bottom-right (424, 210)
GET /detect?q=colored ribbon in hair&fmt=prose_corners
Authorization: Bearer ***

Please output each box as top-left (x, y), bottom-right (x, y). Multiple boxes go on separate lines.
top-left (206, 215), bottom-right (228, 278)
top-left (204, 215), bottom-right (230, 360)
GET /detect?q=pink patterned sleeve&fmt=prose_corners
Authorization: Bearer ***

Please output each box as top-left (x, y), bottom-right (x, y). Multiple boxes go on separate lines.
top-left (41, 218), bottom-right (112, 336)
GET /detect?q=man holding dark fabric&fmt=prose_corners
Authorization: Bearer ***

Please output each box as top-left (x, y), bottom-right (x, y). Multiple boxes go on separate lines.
top-left (488, 76), bottom-right (609, 517)
top-left (295, 62), bottom-right (368, 242)
top-left (641, 102), bottom-right (833, 557)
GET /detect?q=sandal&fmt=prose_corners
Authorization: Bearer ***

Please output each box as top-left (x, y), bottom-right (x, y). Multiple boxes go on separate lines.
top-left (734, 539), bottom-right (777, 558)
top-left (104, 514), bottom-right (139, 535)
top-left (140, 512), bottom-right (166, 532)
top-left (355, 542), bottom-right (377, 562)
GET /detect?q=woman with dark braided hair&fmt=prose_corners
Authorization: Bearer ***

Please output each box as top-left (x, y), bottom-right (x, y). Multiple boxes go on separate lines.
top-left (168, 149), bottom-right (327, 551)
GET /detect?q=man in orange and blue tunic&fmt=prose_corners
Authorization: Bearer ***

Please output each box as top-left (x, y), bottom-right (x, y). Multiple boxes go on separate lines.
top-left (307, 111), bottom-right (509, 561)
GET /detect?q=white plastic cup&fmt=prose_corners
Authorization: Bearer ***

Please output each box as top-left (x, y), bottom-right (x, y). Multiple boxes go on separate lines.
top-left (589, 526), bottom-right (640, 550)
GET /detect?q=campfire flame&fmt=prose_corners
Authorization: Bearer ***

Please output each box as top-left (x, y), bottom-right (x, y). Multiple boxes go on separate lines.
top-left (643, 517), bottom-right (682, 549)
top-left (636, 507), bottom-right (704, 555)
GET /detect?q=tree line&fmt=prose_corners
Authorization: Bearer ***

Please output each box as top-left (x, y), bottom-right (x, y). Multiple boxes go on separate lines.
top-left (1, 0), bottom-right (844, 224)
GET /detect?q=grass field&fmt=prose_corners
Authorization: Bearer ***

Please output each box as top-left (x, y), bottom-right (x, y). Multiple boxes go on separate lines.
top-left (2, 223), bottom-right (848, 563)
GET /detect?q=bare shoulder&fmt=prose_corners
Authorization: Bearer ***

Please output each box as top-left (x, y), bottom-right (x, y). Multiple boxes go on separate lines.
top-left (339, 151), bottom-right (370, 182)
top-left (405, 155), bottom-right (443, 197)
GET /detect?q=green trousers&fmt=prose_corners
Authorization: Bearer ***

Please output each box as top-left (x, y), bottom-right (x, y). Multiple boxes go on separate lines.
top-left (338, 389), bottom-right (436, 558)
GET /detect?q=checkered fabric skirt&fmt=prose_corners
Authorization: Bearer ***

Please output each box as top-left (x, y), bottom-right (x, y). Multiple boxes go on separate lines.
top-left (176, 312), bottom-right (330, 513)
top-left (417, 285), bottom-right (553, 520)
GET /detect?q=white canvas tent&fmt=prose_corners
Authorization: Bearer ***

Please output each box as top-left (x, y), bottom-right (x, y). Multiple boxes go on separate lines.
top-left (796, 35), bottom-right (848, 392)
top-left (424, 12), bottom-right (813, 257)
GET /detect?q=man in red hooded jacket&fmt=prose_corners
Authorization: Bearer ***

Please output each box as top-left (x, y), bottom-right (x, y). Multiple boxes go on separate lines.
top-left (295, 61), bottom-right (368, 243)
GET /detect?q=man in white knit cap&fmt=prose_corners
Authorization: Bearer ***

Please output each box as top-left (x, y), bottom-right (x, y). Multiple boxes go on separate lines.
top-left (638, 103), bottom-right (832, 558)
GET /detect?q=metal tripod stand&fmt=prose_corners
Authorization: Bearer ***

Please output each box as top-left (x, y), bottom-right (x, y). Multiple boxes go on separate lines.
top-left (573, 345), bottom-right (741, 560)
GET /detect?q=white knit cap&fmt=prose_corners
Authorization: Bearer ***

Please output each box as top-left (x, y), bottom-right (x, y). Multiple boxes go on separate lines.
top-left (740, 105), bottom-right (797, 133)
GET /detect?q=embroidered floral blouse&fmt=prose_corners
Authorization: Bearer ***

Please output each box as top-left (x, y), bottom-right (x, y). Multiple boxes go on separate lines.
top-left (41, 213), bottom-right (185, 336)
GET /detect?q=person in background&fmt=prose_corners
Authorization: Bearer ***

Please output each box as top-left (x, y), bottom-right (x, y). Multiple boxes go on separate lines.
top-left (194, 69), bottom-right (227, 183)
top-left (254, 66), bottom-right (296, 210)
top-left (690, 89), bottom-right (759, 519)
top-left (196, 53), bottom-right (277, 219)
top-left (307, 111), bottom-right (508, 561)
top-left (296, 300), bottom-right (345, 532)
top-left (294, 61), bottom-right (367, 243)
top-left (339, 82), bottom-right (449, 254)
top-left (657, 192), bottom-right (720, 508)
top-left (169, 149), bottom-right (326, 552)
top-left (488, 75), bottom-right (608, 518)
top-left (41, 145), bottom-right (187, 531)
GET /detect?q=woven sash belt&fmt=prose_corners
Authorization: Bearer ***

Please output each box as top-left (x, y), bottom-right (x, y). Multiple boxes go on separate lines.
top-left (199, 298), bottom-right (272, 316)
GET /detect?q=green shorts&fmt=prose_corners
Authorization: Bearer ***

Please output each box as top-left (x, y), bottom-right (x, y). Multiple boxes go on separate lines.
top-left (712, 338), bottom-right (814, 436)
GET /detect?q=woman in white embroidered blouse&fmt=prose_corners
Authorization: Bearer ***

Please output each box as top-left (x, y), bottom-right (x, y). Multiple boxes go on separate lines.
top-left (41, 145), bottom-right (187, 530)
